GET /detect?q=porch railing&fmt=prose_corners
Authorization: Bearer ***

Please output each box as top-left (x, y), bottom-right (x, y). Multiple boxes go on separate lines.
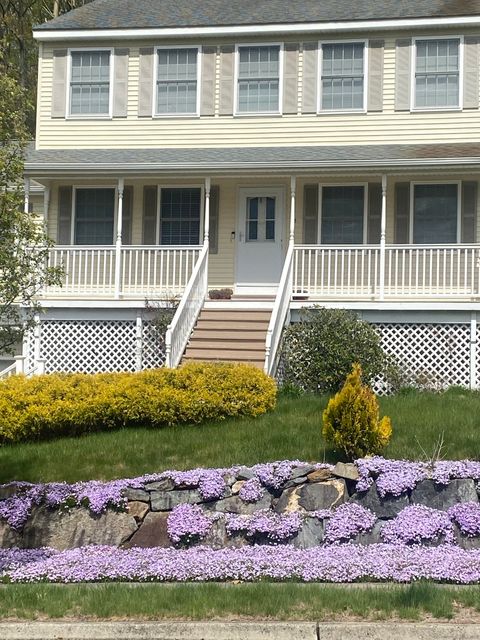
top-left (293, 245), bottom-right (480, 299)
top-left (165, 242), bottom-right (209, 368)
top-left (45, 245), bottom-right (202, 298)
top-left (264, 243), bottom-right (294, 376)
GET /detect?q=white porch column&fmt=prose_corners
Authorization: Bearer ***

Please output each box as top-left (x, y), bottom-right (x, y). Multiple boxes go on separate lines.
top-left (24, 177), bottom-right (30, 214)
top-left (289, 176), bottom-right (296, 246)
top-left (43, 186), bottom-right (51, 233)
top-left (204, 177), bottom-right (211, 244)
top-left (114, 178), bottom-right (125, 300)
top-left (135, 311), bottom-right (143, 371)
top-left (378, 174), bottom-right (387, 301)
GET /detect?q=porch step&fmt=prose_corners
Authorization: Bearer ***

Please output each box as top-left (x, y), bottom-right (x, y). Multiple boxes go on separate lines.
top-left (182, 307), bottom-right (271, 368)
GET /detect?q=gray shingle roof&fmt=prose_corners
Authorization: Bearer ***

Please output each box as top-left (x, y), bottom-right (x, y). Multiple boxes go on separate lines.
top-left (34, 0), bottom-right (480, 31)
top-left (25, 144), bottom-right (480, 173)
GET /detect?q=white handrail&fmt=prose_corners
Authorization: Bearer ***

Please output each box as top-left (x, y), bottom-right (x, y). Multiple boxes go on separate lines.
top-left (264, 243), bottom-right (294, 376)
top-left (165, 242), bottom-right (209, 368)
top-left (0, 363), bottom-right (17, 380)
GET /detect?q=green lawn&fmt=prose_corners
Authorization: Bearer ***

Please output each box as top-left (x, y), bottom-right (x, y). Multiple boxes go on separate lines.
top-left (1, 583), bottom-right (479, 621)
top-left (0, 388), bottom-right (479, 484)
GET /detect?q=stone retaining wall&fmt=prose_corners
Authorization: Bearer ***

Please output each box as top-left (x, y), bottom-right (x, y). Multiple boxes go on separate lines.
top-left (1, 460), bottom-right (479, 551)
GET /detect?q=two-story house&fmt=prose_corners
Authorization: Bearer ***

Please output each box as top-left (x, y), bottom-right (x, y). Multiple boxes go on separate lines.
top-left (15, 0), bottom-right (480, 388)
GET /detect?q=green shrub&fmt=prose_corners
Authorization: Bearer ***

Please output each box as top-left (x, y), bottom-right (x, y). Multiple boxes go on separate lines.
top-left (322, 363), bottom-right (392, 460)
top-left (282, 307), bottom-right (391, 393)
top-left (0, 362), bottom-right (277, 444)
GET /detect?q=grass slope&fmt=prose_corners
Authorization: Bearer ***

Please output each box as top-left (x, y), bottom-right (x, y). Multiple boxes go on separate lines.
top-left (0, 583), bottom-right (479, 621)
top-left (0, 389), bottom-right (479, 484)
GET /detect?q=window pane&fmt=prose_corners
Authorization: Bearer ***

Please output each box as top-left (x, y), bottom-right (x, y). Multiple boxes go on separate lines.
top-left (265, 197), bottom-right (275, 240)
top-left (321, 43), bottom-right (364, 110)
top-left (321, 186), bottom-right (364, 244)
top-left (70, 51), bottom-right (110, 115)
top-left (160, 188), bottom-right (201, 245)
top-left (237, 46), bottom-right (280, 112)
top-left (156, 49), bottom-right (198, 114)
top-left (415, 39), bottom-right (459, 108)
top-left (413, 184), bottom-right (457, 244)
top-left (75, 189), bottom-right (115, 245)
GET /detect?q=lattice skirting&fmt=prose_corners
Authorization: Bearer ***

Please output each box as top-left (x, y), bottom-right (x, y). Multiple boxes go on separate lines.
top-left (26, 320), bottom-right (166, 374)
top-left (372, 323), bottom-right (472, 393)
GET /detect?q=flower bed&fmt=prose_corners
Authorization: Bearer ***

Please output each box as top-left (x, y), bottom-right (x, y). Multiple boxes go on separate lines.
top-left (1, 544), bottom-right (480, 584)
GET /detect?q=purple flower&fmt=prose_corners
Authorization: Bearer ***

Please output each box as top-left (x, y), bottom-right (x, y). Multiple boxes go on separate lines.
top-left (239, 478), bottom-right (265, 503)
top-left (324, 503), bottom-right (377, 543)
top-left (355, 457), bottom-right (426, 497)
top-left (448, 502), bottom-right (480, 537)
top-left (381, 505), bottom-right (455, 545)
top-left (167, 504), bottom-right (213, 545)
top-left (225, 511), bottom-right (301, 543)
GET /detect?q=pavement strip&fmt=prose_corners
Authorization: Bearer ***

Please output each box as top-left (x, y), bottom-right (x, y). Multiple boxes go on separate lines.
top-left (0, 622), bottom-right (480, 640)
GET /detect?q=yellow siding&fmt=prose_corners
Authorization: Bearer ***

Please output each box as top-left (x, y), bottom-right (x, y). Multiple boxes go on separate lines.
top-left (36, 30), bottom-right (480, 150)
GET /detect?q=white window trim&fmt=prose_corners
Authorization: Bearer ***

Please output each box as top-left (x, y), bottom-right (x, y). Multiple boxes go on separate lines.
top-left (72, 185), bottom-right (118, 245)
top-left (152, 45), bottom-right (201, 118)
top-left (66, 48), bottom-right (114, 119)
top-left (410, 35), bottom-right (464, 112)
top-left (317, 39), bottom-right (368, 114)
top-left (234, 42), bottom-right (284, 117)
top-left (409, 181), bottom-right (461, 244)
top-left (318, 183), bottom-right (368, 245)
top-left (156, 184), bottom-right (205, 246)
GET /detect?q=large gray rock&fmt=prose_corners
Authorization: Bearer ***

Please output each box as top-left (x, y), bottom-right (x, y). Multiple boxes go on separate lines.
top-left (124, 512), bottom-right (171, 548)
top-left (236, 468), bottom-right (255, 481)
top-left (299, 480), bottom-right (346, 511)
top-left (290, 465), bottom-right (316, 480)
top-left (203, 493), bottom-right (272, 514)
top-left (144, 478), bottom-right (175, 492)
top-left (122, 488), bottom-right (150, 502)
top-left (0, 520), bottom-right (22, 547)
top-left (276, 480), bottom-right (346, 513)
top-left (127, 501), bottom-right (149, 522)
top-left (22, 506), bottom-right (137, 550)
top-left (410, 479), bottom-right (479, 511)
top-left (350, 485), bottom-right (409, 518)
top-left (352, 522), bottom-right (383, 546)
top-left (201, 517), bottom-right (246, 549)
top-left (292, 516), bottom-right (325, 548)
top-left (151, 489), bottom-right (204, 511)
top-left (332, 462), bottom-right (359, 482)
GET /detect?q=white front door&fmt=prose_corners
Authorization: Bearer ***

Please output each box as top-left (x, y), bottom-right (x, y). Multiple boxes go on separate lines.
top-left (236, 188), bottom-right (285, 294)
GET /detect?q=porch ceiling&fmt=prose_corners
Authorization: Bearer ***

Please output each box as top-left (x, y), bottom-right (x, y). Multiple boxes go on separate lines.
top-left (26, 143), bottom-right (480, 178)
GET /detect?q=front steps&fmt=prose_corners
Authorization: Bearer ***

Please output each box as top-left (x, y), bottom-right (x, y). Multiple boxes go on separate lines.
top-left (183, 307), bottom-right (271, 369)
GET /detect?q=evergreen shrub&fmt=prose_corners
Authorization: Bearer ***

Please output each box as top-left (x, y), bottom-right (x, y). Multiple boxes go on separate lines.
top-left (0, 362), bottom-right (277, 444)
top-left (322, 363), bottom-right (392, 459)
top-left (282, 307), bottom-right (390, 393)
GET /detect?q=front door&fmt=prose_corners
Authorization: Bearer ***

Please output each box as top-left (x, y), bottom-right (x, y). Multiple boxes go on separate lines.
top-left (236, 188), bottom-right (285, 294)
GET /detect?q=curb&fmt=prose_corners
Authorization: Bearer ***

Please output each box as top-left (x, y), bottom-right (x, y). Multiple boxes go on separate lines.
top-left (0, 622), bottom-right (480, 640)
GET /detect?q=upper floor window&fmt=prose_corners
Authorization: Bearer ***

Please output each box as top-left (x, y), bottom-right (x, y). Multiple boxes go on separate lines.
top-left (236, 45), bottom-right (281, 114)
top-left (414, 38), bottom-right (460, 109)
top-left (320, 42), bottom-right (365, 111)
top-left (156, 48), bottom-right (199, 115)
top-left (69, 50), bottom-right (111, 116)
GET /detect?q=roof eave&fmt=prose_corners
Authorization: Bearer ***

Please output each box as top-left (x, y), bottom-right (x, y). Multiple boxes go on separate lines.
top-left (32, 15), bottom-right (480, 41)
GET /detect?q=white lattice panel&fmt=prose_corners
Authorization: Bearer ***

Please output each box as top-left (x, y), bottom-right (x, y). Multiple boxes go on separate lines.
top-left (40, 321), bottom-right (138, 374)
top-left (142, 321), bottom-right (168, 370)
top-left (373, 323), bottom-right (471, 392)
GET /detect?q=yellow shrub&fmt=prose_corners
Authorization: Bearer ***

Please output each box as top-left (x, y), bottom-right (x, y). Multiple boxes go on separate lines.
top-left (0, 362), bottom-right (277, 444)
top-left (322, 363), bottom-right (392, 460)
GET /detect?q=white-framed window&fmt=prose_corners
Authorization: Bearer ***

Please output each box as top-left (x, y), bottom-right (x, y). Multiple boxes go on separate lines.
top-left (319, 41), bottom-right (366, 112)
top-left (412, 37), bottom-right (462, 110)
top-left (155, 47), bottom-right (200, 115)
top-left (74, 187), bottom-right (116, 245)
top-left (320, 184), bottom-right (367, 244)
top-left (68, 49), bottom-right (112, 117)
top-left (158, 187), bottom-right (203, 245)
top-left (235, 44), bottom-right (282, 114)
top-left (245, 196), bottom-right (276, 242)
top-left (411, 182), bottom-right (460, 244)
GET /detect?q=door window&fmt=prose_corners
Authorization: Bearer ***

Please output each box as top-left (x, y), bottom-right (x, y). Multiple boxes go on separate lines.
top-left (246, 196), bottom-right (276, 242)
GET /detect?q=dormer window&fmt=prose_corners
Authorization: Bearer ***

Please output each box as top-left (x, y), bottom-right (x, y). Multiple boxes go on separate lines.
top-left (69, 50), bottom-right (112, 116)
top-left (155, 47), bottom-right (199, 115)
top-left (236, 45), bottom-right (281, 114)
top-left (414, 38), bottom-right (461, 109)
top-left (320, 42), bottom-right (365, 111)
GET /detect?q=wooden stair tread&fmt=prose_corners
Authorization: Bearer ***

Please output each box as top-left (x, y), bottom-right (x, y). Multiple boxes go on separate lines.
top-left (191, 330), bottom-right (267, 340)
top-left (199, 310), bottom-right (271, 321)
top-left (184, 348), bottom-right (266, 360)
